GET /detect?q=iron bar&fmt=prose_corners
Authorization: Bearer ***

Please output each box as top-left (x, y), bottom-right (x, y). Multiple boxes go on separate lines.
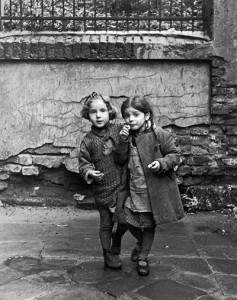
top-left (0, 0), bottom-right (209, 35)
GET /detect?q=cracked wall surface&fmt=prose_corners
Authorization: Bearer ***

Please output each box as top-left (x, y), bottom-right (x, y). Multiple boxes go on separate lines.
top-left (0, 61), bottom-right (209, 160)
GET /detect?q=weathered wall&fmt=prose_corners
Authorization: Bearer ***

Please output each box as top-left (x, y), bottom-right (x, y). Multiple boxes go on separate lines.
top-left (0, 61), bottom-right (209, 159)
top-left (213, 0), bottom-right (237, 85)
top-left (0, 0), bottom-right (236, 209)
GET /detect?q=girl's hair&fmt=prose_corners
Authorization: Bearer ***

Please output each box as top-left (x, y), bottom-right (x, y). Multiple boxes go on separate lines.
top-left (80, 92), bottom-right (117, 121)
top-left (121, 96), bottom-right (154, 127)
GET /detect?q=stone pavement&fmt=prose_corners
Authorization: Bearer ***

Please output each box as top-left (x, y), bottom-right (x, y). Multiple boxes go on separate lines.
top-left (0, 206), bottom-right (236, 300)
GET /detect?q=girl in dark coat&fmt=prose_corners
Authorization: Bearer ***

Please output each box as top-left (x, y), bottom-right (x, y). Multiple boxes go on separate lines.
top-left (116, 96), bottom-right (184, 276)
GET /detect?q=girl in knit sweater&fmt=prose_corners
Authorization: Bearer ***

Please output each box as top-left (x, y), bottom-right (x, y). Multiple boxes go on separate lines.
top-left (79, 92), bottom-right (127, 269)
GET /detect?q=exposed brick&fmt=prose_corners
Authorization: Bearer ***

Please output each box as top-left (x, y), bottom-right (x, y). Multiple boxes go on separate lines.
top-left (192, 166), bottom-right (209, 175)
top-left (64, 44), bottom-right (73, 60)
top-left (12, 42), bottom-right (22, 59)
top-left (228, 136), bottom-right (237, 146)
top-left (72, 43), bottom-right (82, 59)
top-left (46, 44), bottom-right (55, 60)
top-left (0, 181), bottom-right (8, 191)
top-left (22, 166), bottom-right (39, 176)
top-left (187, 155), bottom-right (211, 166)
top-left (224, 126), bottom-right (237, 135)
top-left (107, 43), bottom-right (117, 59)
top-left (0, 44), bottom-right (4, 58)
top-left (37, 42), bottom-right (47, 59)
top-left (30, 42), bottom-right (39, 59)
top-left (54, 42), bottom-right (65, 60)
top-left (80, 43), bottom-right (91, 59)
top-left (21, 42), bottom-right (31, 59)
top-left (4, 42), bottom-right (13, 59)
top-left (211, 57), bottom-right (226, 68)
top-left (190, 127), bottom-right (209, 136)
top-left (90, 43), bottom-right (101, 59)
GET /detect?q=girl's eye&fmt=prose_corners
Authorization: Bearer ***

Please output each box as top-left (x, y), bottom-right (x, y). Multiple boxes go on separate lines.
top-left (100, 108), bottom-right (107, 113)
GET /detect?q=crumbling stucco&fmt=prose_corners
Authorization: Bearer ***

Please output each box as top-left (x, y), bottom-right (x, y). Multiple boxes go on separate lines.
top-left (0, 61), bottom-right (210, 161)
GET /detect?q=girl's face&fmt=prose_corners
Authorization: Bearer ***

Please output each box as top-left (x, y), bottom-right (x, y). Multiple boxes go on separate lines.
top-left (123, 106), bottom-right (150, 132)
top-left (88, 98), bottom-right (110, 128)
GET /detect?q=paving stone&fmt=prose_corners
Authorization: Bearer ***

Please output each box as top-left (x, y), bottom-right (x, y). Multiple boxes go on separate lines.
top-left (42, 237), bottom-right (101, 259)
top-left (207, 258), bottom-right (237, 275)
top-left (152, 234), bottom-right (199, 256)
top-left (158, 220), bottom-right (188, 236)
top-left (93, 259), bottom-right (174, 297)
top-left (199, 246), bottom-right (237, 259)
top-left (137, 278), bottom-right (206, 300)
top-left (0, 223), bottom-right (53, 241)
top-left (0, 241), bottom-right (42, 262)
top-left (159, 257), bottom-right (212, 275)
top-left (194, 233), bottom-right (233, 247)
top-left (0, 277), bottom-right (58, 300)
top-left (69, 260), bottom-right (124, 284)
top-left (216, 275), bottom-right (237, 296)
top-left (0, 265), bottom-right (23, 285)
top-left (36, 285), bottom-right (113, 300)
top-left (170, 272), bottom-right (218, 293)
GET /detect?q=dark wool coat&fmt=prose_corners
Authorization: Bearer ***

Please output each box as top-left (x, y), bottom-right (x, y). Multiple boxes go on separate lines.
top-left (115, 126), bottom-right (184, 225)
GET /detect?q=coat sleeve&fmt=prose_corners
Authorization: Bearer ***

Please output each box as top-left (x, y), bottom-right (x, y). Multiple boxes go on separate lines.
top-left (113, 137), bottom-right (129, 166)
top-left (79, 139), bottom-right (95, 184)
top-left (155, 128), bottom-right (180, 173)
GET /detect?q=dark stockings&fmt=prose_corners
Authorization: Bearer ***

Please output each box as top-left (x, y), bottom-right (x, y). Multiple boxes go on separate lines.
top-left (128, 225), bottom-right (155, 260)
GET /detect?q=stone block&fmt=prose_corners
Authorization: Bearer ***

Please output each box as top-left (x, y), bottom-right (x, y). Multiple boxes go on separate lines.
top-left (54, 42), bottom-right (65, 60)
top-left (225, 126), bottom-right (237, 135)
top-left (228, 136), bottom-right (237, 145)
top-left (46, 44), bottom-right (55, 60)
top-left (187, 156), bottom-right (211, 166)
top-left (37, 43), bottom-right (47, 59)
top-left (191, 166), bottom-right (209, 175)
top-left (5, 164), bottom-right (22, 173)
top-left (64, 44), bottom-right (73, 60)
top-left (12, 42), bottom-right (22, 59)
top-left (80, 43), bottom-right (90, 59)
top-left (63, 158), bottom-right (79, 173)
top-left (190, 127), bottom-right (209, 136)
top-left (0, 181), bottom-right (8, 191)
top-left (22, 166), bottom-right (39, 176)
top-left (0, 44), bottom-right (4, 58)
top-left (17, 154), bottom-right (33, 165)
top-left (222, 158), bottom-right (237, 167)
top-left (186, 185), bottom-right (237, 210)
top-left (21, 42), bottom-right (31, 59)
top-left (0, 172), bottom-right (10, 180)
top-left (32, 155), bottom-right (64, 168)
top-left (72, 43), bottom-right (81, 59)
top-left (191, 146), bottom-right (209, 155)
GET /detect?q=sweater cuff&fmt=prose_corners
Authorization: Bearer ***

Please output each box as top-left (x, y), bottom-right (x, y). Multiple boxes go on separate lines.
top-left (84, 170), bottom-right (94, 184)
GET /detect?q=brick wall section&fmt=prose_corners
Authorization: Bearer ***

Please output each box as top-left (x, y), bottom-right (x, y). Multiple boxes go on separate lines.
top-left (0, 33), bottom-right (208, 61)
top-left (0, 32), bottom-right (236, 209)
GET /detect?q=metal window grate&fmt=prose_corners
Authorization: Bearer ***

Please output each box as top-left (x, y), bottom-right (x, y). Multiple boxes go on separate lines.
top-left (0, 0), bottom-right (212, 35)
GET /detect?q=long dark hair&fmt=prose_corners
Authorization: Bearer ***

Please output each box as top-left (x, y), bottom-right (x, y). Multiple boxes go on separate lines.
top-left (121, 96), bottom-right (154, 128)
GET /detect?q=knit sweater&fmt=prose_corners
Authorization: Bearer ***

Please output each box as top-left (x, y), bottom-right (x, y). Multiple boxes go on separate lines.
top-left (79, 123), bottom-right (123, 207)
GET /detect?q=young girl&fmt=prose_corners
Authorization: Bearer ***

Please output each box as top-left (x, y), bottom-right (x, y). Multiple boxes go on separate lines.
top-left (117, 96), bottom-right (184, 276)
top-left (79, 92), bottom-right (127, 269)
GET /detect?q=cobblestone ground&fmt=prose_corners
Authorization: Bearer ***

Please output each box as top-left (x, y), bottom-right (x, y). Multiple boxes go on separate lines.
top-left (0, 206), bottom-right (236, 300)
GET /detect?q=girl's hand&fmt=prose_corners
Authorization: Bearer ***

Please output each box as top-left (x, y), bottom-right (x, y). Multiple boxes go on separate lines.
top-left (119, 124), bottom-right (130, 141)
top-left (88, 170), bottom-right (104, 182)
top-left (148, 160), bottom-right (161, 172)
